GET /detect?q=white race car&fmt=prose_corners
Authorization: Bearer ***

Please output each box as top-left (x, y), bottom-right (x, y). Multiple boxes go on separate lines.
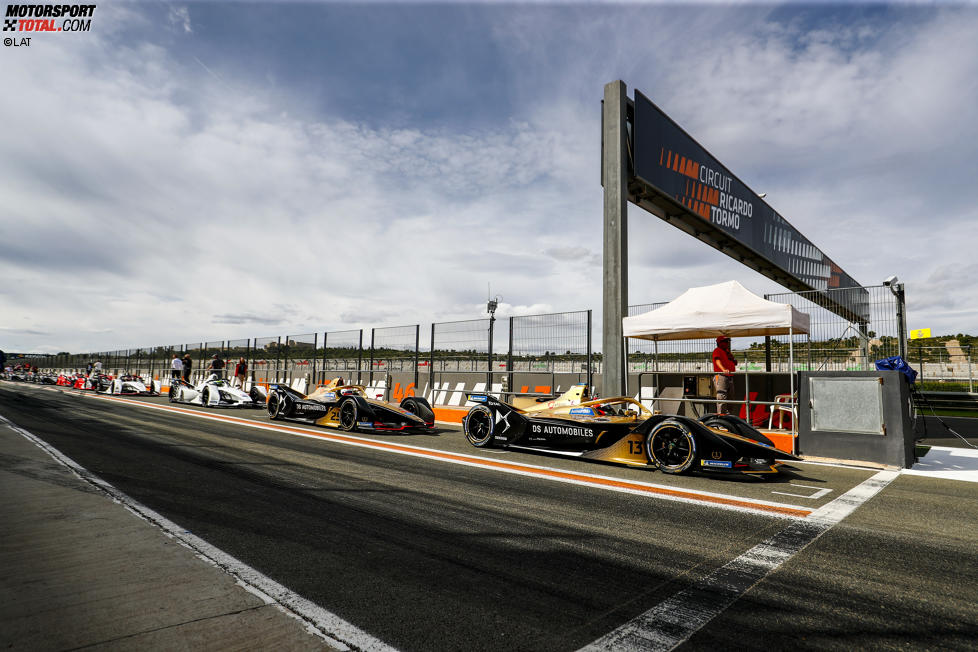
top-left (107, 374), bottom-right (158, 396)
top-left (168, 375), bottom-right (265, 408)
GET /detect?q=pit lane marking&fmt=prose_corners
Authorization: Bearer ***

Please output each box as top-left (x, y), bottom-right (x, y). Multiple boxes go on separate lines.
top-left (53, 389), bottom-right (814, 520)
top-left (770, 483), bottom-right (833, 500)
top-left (579, 469), bottom-right (899, 652)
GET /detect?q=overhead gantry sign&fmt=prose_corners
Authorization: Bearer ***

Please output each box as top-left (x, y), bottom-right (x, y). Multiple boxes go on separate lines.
top-left (601, 81), bottom-right (867, 395)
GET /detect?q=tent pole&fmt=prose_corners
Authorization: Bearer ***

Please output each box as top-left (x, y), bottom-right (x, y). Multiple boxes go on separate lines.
top-left (654, 339), bottom-right (659, 412)
top-left (621, 336), bottom-right (629, 398)
top-left (744, 346), bottom-right (750, 423)
top-left (790, 327), bottom-right (796, 451)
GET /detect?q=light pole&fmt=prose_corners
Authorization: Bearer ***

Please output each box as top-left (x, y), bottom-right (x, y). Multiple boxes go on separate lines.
top-left (883, 275), bottom-right (907, 361)
top-left (487, 296), bottom-right (500, 393)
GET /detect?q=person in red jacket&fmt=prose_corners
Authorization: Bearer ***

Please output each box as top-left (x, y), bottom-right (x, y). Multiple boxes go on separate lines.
top-left (712, 336), bottom-right (736, 414)
top-left (233, 357), bottom-right (248, 390)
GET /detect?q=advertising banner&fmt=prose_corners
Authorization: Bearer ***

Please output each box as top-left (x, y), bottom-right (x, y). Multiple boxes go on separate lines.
top-left (632, 90), bottom-right (868, 321)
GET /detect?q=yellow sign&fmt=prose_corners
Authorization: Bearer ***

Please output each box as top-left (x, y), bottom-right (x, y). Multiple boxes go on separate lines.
top-left (909, 328), bottom-right (932, 340)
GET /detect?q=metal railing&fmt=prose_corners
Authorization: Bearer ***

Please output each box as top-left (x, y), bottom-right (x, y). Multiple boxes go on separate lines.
top-left (23, 284), bottom-right (978, 419)
top-left (635, 370), bottom-right (798, 436)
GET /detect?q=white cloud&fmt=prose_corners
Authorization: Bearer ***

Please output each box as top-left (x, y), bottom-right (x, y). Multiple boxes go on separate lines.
top-left (168, 6), bottom-right (192, 34)
top-left (2, 4), bottom-right (977, 355)
top-left (0, 8), bottom-right (601, 352)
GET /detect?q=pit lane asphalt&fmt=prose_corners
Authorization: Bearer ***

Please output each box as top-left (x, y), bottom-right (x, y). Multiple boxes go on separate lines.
top-left (3, 382), bottom-right (977, 650)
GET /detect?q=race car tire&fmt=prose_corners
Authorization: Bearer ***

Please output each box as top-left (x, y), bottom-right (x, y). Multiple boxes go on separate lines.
top-left (339, 398), bottom-right (358, 431)
top-left (267, 391), bottom-right (283, 419)
top-left (463, 405), bottom-right (495, 448)
top-left (701, 414), bottom-right (776, 448)
top-left (201, 387), bottom-right (211, 406)
top-left (646, 419), bottom-right (697, 474)
top-left (400, 397), bottom-right (435, 423)
top-left (168, 385), bottom-right (178, 403)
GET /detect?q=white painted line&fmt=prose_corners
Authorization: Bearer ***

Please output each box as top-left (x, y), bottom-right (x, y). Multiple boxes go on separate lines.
top-left (904, 445), bottom-right (978, 483)
top-left (0, 413), bottom-right (398, 652)
top-left (579, 469), bottom-right (899, 652)
top-left (58, 389), bottom-right (814, 519)
top-left (770, 483), bottom-right (833, 500)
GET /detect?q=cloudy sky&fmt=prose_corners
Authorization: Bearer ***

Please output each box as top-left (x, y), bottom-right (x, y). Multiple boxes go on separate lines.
top-left (2, 1), bottom-right (977, 354)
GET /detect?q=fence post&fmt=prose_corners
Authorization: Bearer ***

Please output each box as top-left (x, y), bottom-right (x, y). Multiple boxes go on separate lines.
top-left (918, 343), bottom-right (924, 385)
top-left (587, 310), bottom-right (593, 388)
top-left (275, 336), bottom-right (282, 384)
top-left (429, 324), bottom-right (435, 403)
top-left (357, 330), bottom-right (363, 386)
top-left (507, 316), bottom-right (514, 396)
top-left (312, 333), bottom-right (318, 387)
top-left (894, 283), bottom-right (908, 361)
top-left (369, 329), bottom-right (375, 389)
top-left (322, 332), bottom-right (328, 385)
top-left (283, 335), bottom-right (290, 386)
top-left (413, 325), bottom-right (420, 393)
top-left (247, 339), bottom-right (254, 389)
top-left (968, 344), bottom-right (975, 394)
top-left (487, 313), bottom-right (495, 392)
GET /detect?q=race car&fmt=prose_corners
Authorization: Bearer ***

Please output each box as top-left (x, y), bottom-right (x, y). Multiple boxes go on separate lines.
top-left (73, 373), bottom-right (113, 392)
top-left (168, 375), bottom-right (264, 408)
top-left (106, 374), bottom-right (158, 396)
top-left (266, 378), bottom-right (435, 433)
top-left (462, 387), bottom-right (799, 475)
top-left (56, 373), bottom-right (78, 386)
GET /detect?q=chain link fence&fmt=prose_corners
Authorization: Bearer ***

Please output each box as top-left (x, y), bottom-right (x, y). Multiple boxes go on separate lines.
top-left (322, 329), bottom-right (363, 383)
top-left (430, 319), bottom-right (492, 372)
top-left (506, 310), bottom-right (592, 396)
top-left (626, 285), bottom-right (902, 375)
top-left (428, 318), bottom-right (495, 400)
top-left (18, 284), bottom-right (978, 411)
top-left (368, 325), bottom-right (421, 396)
top-left (765, 284), bottom-right (900, 373)
top-left (284, 332), bottom-right (318, 388)
top-left (910, 344), bottom-right (976, 392)
top-left (252, 336), bottom-right (280, 386)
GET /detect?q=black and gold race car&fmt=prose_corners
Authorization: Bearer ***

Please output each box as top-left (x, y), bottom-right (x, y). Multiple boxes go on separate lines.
top-left (267, 378), bottom-right (435, 433)
top-left (462, 388), bottom-right (798, 475)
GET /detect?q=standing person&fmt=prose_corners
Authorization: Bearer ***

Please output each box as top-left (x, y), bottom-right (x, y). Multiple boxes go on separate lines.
top-left (86, 361), bottom-right (93, 376)
top-left (208, 354), bottom-right (226, 379)
top-left (182, 354), bottom-right (193, 383)
top-left (233, 357), bottom-right (248, 390)
top-left (712, 336), bottom-right (737, 415)
top-left (91, 359), bottom-right (103, 377)
top-left (170, 354), bottom-right (183, 380)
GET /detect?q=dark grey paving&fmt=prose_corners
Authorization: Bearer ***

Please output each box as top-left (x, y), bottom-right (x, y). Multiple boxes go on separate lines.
top-left (3, 381), bottom-right (975, 652)
top-left (0, 409), bottom-right (338, 651)
top-left (685, 474), bottom-right (978, 650)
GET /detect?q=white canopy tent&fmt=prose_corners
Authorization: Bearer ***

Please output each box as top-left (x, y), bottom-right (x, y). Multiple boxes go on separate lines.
top-left (622, 281), bottom-right (810, 433)
top-left (622, 280), bottom-right (810, 341)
